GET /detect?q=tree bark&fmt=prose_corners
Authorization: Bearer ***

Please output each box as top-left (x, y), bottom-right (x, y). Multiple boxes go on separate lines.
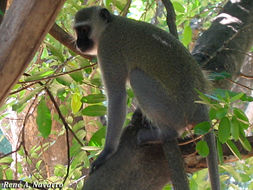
top-left (83, 0), bottom-right (253, 189)
top-left (0, 0), bottom-right (66, 107)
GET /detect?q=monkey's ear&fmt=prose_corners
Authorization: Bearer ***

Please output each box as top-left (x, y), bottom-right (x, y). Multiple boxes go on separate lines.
top-left (99, 8), bottom-right (112, 23)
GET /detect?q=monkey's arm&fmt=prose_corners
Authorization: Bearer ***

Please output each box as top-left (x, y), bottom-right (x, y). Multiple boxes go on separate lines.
top-left (90, 60), bottom-right (127, 173)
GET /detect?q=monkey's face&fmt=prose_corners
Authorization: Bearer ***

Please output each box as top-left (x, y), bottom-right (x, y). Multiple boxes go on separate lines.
top-left (75, 24), bottom-right (95, 54)
top-left (74, 6), bottom-right (112, 56)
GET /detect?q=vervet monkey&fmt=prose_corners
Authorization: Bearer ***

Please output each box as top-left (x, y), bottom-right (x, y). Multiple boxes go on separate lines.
top-left (74, 6), bottom-right (220, 190)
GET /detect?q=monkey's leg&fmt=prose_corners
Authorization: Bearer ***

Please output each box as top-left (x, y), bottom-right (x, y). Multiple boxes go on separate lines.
top-left (89, 62), bottom-right (128, 174)
top-left (192, 105), bottom-right (220, 190)
top-left (163, 139), bottom-right (190, 190)
top-left (130, 69), bottom-right (189, 190)
top-left (204, 131), bottom-right (220, 190)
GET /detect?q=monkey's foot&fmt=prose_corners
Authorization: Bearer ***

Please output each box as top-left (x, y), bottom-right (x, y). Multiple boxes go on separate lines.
top-left (89, 148), bottom-right (115, 174)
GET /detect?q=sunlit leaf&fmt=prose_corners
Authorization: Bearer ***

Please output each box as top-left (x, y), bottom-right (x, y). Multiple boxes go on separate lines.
top-left (0, 157), bottom-right (13, 164)
top-left (182, 24), bottom-right (192, 47)
top-left (173, 2), bottom-right (185, 13)
top-left (71, 93), bottom-right (82, 114)
top-left (89, 126), bottom-right (106, 147)
top-left (24, 70), bottom-right (54, 82)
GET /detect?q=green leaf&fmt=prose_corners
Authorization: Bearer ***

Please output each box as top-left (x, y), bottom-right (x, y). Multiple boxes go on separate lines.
top-left (90, 78), bottom-right (102, 87)
top-left (0, 157), bottom-right (13, 164)
top-left (218, 117), bottom-right (230, 143)
top-left (240, 173), bottom-right (251, 182)
top-left (103, 0), bottom-right (112, 8)
top-left (46, 42), bottom-right (64, 62)
top-left (173, 2), bottom-right (185, 13)
top-left (196, 89), bottom-right (212, 104)
top-left (54, 164), bottom-right (66, 177)
top-left (81, 94), bottom-right (106, 104)
top-left (24, 70), bottom-right (54, 82)
top-left (215, 107), bottom-right (228, 120)
top-left (71, 93), bottom-right (82, 114)
top-left (226, 140), bottom-right (241, 160)
top-left (57, 88), bottom-right (68, 101)
top-left (193, 121), bottom-right (210, 135)
top-left (217, 140), bottom-right (224, 163)
top-left (56, 76), bottom-right (72, 86)
top-left (240, 94), bottom-right (253, 102)
top-left (36, 98), bottom-right (52, 138)
top-left (239, 132), bottom-right (252, 151)
top-left (89, 126), bottom-right (106, 147)
top-left (5, 168), bottom-right (13, 179)
top-left (12, 87), bottom-right (43, 111)
top-left (36, 160), bottom-right (42, 170)
top-left (41, 47), bottom-right (49, 59)
top-left (81, 105), bottom-right (107, 116)
top-left (182, 24), bottom-right (192, 47)
top-left (212, 88), bottom-right (253, 102)
top-left (230, 92), bottom-right (244, 102)
top-left (209, 107), bottom-right (216, 120)
top-left (69, 71), bottom-right (84, 82)
top-left (231, 116), bottom-right (239, 140)
top-left (233, 108), bottom-right (249, 123)
top-left (196, 140), bottom-right (209, 157)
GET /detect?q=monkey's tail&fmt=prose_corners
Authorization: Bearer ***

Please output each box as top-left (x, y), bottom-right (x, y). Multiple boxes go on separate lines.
top-left (162, 139), bottom-right (190, 190)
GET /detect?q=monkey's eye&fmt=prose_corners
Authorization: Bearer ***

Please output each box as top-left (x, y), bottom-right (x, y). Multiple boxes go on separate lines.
top-left (77, 25), bottom-right (91, 36)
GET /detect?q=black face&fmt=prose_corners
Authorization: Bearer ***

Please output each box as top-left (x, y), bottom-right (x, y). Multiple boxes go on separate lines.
top-left (75, 25), bottom-right (94, 52)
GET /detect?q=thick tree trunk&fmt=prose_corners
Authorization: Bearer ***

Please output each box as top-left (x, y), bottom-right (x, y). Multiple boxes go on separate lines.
top-left (0, 0), bottom-right (66, 107)
top-left (83, 0), bottom-right (253, 190)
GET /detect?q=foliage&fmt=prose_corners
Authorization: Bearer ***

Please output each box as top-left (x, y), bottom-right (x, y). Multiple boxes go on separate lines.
top-left (0, 0), bottom-right (252, 190)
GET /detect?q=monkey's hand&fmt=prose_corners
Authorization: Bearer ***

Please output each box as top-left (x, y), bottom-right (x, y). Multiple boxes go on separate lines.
top-left (89, 148), bottom-right (116, 174)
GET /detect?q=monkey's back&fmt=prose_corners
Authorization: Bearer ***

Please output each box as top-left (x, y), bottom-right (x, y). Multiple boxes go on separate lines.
top-left (98, 15), bottom-right (210, 125)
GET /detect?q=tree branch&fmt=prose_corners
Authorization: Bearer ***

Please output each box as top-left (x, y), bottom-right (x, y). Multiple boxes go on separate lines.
top-left (0, 0), bottom-right (66, 107)
top-left (161, 0), bottom-right (178, 39)
top-left (49, 23), bottom-right (93, 60)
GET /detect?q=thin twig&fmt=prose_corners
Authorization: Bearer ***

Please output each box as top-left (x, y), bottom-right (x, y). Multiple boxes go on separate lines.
top-left (46, 90), bottom-right (71, 186)
top-left (226, 78), bottom-right (253, 91)
top-left (18, 63), bottom-right (97, 84)
top-left (121, 0), bottom-right (132, 17)
top-left (178, 135), bottom-right (203, 146)
top-left (240, 72), bottom-right (253, 79)
top-left (9, 82), bottom-right (37, 95)
top-left (0, 143), bottom-right (22, 159)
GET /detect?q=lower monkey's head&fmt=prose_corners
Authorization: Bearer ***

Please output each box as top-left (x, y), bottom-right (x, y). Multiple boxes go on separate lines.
top-left (74, 6), bottom-right (112, 55)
